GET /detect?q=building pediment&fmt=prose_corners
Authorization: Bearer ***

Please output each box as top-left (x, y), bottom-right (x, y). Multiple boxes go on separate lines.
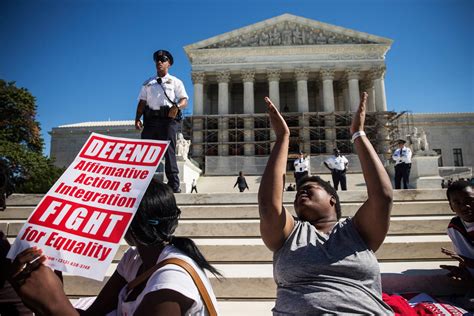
top-left (185, 14), bottom-right (392, 52)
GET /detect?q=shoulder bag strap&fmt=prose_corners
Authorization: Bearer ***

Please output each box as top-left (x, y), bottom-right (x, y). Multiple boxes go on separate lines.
top-left (126, 258), bottom-right (217, 316)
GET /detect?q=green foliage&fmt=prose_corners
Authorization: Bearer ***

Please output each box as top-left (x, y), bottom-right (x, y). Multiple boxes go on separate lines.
top-left (0, 141), bottom-right (64, 193)
top-left (0, 80), bottom-right (63, 193)
top-left (0, 80), bottom-right (44, 153)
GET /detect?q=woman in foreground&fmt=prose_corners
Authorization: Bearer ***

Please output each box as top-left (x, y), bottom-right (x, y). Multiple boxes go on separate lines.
top-left (259, 93), bottom-right (394, 314)
top-left (10, 179), bottom-right (220, 316)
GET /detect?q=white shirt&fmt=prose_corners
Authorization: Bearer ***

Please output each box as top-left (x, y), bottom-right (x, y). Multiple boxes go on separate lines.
top-left (392, 146), bottom-right (412, 165)
top-left (325, 155), bottom-right (349, 171)
top-left (138, 73), bottom-right (188, 110)
top-left (294, 157), bottom-right (309, 173)
top-left (114, 245), bottom-right (218, 316)
top-left (447, 218), bottom-right (474, 276)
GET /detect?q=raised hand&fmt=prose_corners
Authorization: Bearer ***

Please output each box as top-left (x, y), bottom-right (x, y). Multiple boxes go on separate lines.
top-left (264, 97), bottom-right (289, 140)
top-left (350, 92), bottom-right (368, 135)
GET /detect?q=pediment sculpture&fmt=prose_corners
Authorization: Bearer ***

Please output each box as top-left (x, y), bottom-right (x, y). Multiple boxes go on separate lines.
top-left (201, 22), bottom-right (374, 49)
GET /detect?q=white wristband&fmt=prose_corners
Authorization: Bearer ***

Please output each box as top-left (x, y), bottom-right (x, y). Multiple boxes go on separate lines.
top-left (351, 131), bottom-right (366, 143)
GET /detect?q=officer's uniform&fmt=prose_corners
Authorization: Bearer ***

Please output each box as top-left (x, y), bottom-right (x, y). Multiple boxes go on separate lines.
top-left (324, 155), bottom-right (349, 191)
top-left (294, 156), bottom-right (310, 184)
top-left (138, 73), bottom-right (188, 191)
top-left (392, 145), bottom-right (412, 189)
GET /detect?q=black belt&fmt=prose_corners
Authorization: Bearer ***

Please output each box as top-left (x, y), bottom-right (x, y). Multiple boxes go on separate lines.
top-left (144, 106), bottom-right (182, 122)
top-left (144, 106), bottom-right (170, 119)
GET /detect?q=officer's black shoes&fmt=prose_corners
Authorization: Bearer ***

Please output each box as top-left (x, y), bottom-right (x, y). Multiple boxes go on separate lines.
top-left (173, 188), bottom-right (182, 194)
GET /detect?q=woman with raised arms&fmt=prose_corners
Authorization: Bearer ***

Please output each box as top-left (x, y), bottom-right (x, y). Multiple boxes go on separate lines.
top-left (259, 92), bottom-right (394, 314)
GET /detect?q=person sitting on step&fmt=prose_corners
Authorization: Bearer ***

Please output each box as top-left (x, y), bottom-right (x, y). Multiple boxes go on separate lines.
top-left (259, 92), bottom-right (393, 314)
top-left (8, 180), bottom-right (221, 316)
top-left (440, 179), bottom-right (473, 308)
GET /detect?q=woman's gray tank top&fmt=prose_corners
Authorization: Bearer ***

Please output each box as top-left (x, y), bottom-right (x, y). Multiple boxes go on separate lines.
top-left (273, 218), bottom-right (393, 315)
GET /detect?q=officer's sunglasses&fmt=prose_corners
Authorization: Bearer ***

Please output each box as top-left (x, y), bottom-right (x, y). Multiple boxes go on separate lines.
top-left (155, 55), bottom-right (170, 63)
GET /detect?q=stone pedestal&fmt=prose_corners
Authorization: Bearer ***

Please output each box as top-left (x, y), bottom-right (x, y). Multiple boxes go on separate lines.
top-left (177, 159), bottom-right (202, 193)
top-left (409, 156), bottom-right (443, 189)
top-left (159, 159), bottom-right (202, 193)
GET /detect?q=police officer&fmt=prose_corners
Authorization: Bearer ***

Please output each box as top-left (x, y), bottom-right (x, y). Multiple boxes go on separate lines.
top-left (392, 139), bottom-right (412, 189)
top-left (134, 50), bottom-right (188, 193)
top-left (293, 151), bottom-right (310, 184)
top-left (324, 148), bottom-right (349, 191)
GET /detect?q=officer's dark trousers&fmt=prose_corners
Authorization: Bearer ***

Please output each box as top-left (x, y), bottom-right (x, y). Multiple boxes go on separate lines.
top-left (142, 119), bottom-right (180, 191)
top-left (332, 170), bottom-right (347, 191)
top-left (294, 171), bottom-right (308, 186)
top-left (394, 163), bottom-right (411, 189)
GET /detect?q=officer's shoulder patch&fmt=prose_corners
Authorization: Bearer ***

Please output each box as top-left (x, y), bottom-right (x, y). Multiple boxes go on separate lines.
top-left (143, 76), bottom-right (156, 86)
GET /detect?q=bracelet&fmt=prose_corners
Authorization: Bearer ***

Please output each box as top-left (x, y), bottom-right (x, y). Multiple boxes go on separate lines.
top-left (351, 131), bottom-right (366, 143)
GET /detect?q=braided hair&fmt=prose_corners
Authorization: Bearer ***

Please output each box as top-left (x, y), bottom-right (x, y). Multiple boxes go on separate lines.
top-left (127, 179), bottom-right (221, 277)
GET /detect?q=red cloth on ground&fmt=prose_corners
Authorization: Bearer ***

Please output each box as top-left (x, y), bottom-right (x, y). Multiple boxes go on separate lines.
top-left (382, 293), bottom-right (418, 316)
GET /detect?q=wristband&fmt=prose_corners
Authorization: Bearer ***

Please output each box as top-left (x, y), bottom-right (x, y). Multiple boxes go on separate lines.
top-left (351, 131), bottom-right (366, 143)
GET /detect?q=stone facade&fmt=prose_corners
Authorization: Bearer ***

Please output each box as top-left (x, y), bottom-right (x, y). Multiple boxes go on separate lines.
top-left (49, 121), bottom-right (139, 168)
top-left (185, 14), bottom-right (392, 116)
top-left (183, 14), bottom-right (394, 171)
top-left (48, 15), bottom-right (472, 177)
top-left (396, 113), bottom-right (474, 169)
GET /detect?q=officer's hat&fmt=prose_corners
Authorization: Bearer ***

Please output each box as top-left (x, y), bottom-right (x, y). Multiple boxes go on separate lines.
top-left (397, 139), bottom-right (407, 144)
top-left (153, 50), bottom-right (174, 65)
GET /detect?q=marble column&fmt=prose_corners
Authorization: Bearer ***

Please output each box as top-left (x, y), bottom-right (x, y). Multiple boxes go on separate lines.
top-left (360, 80), bottom-right (376, 112)
top-left (320, 68), bottom-right (336, 153)
top-left (320, 68), bottom-right (335, 112)
top-left (267, 69), bottom-right (281, 110)
top-left (371, 67), bottom-right (387, 112)
top-left (192, 118), bottom-right (204, 160)
top-left (347, 68), bottom-right (361, 112)
top-left (295, 68), bottom-right (309, 113)
top-left (217, 71), bottom-right (230, 115)
top-left (218, 117), bottom-right (229, 156)
top-left (243, 117), bottom-right (254, 156)
top-left (191, 72), bottom-right (205, 115)
top-left (242, 70), bottom-right (255, 114)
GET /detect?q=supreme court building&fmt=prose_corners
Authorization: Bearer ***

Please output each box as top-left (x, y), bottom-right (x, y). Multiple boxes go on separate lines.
top-left (184, 13), bottom-right (393, 173)
top-left (50, 14), bottom-right (473, 175)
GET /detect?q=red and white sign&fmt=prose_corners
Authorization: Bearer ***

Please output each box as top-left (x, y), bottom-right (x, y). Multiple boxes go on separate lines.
top-left (8, 133), bottom-right (169, 280)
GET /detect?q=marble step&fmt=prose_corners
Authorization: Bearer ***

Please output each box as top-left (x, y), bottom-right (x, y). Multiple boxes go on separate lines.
top-left (62, 261), bottom-right (469, 298)
top-left (6, 235), bottom-right (454, 263)
top-left (0, 200), bottom-right (452, 220)
top-left (5, 189), bottom-right (448, 206)
top-left (2, 216), bottom-right (452, 239)
top-left (217, 300), bottom-right (274, 316)
top-left (127, 235), bottom-right (453, 262)
top-left (71, 298), bottom-right (276, 316)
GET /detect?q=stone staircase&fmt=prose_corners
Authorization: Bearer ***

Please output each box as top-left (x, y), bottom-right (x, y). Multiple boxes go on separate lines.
top-left (1, 188), bottom-right (469, 315)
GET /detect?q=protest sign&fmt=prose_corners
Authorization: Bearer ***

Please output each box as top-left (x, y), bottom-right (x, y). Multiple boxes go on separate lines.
top-left (8, 133), bottom-right (169, 280)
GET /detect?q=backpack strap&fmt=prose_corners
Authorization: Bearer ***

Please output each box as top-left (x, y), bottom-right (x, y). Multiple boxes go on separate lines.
top-left (126, 258), bottom-right (217, 316)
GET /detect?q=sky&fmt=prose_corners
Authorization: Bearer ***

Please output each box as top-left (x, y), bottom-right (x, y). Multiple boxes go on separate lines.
top-left (1, 0), bottom-right (473, 156)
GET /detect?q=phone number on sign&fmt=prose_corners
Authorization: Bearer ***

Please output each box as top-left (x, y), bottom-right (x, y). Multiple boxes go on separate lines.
top-left (47, 256), bottom-right (91, 270)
